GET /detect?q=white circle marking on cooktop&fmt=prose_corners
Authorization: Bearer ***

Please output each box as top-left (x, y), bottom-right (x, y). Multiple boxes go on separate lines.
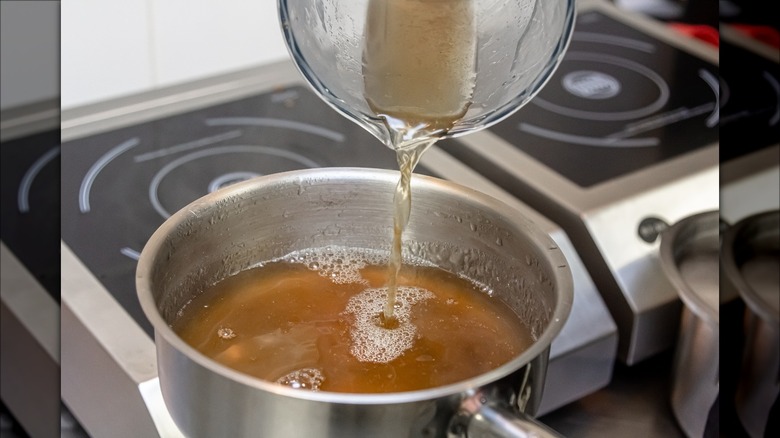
top-left (563, 71), bottom-right (621, 99)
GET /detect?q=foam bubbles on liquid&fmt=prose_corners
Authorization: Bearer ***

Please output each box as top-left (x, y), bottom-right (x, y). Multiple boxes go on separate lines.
top-left (276, 368), bottom-right (325, 391)
top-left (344, 286), bottom-right (433, 363)
top-left (285, 246), bottom-right (388, 284)
top-left (217, 327), bottom-right (236, 339)
top-left (275, 246), bottom-right (437, 363)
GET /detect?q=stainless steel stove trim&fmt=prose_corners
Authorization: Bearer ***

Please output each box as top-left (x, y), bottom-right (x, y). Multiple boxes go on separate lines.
top-left (721, 145), bottom-right (780, 225)
top-left (0, 98), bottom-right (60, 143)
top-left (61, 241), bottom-right (182, 438)
top-left (583, 168), bottom-right (718, 363)
top-left (0, 243), bottom-right (60, 438)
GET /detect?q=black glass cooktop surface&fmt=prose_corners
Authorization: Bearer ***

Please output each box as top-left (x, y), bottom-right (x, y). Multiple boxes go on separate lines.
top-left (61, 85), bottom-right (436, 336)
top-left (1, 129), bottom-right (61, 301)
top-left (445, 11), bottom-right (719, 188)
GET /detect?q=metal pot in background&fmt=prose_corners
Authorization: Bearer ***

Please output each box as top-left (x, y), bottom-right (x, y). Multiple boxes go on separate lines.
top-left (659, 211), bottom-right (721, 438)
top-left (721, 210), bottom-right (780, 438)
top-left (136, 168), bottom-right (573, 438)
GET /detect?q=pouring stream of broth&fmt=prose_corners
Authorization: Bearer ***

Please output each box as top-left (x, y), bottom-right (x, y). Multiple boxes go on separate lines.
top-left (362, 0), bottom-right (477, 321)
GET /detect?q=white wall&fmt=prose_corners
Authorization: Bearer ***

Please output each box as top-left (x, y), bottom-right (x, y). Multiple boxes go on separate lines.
top-left (61, 0), bottom-right (290, 110)
top-left (0, 1), bottom-right (60, 111)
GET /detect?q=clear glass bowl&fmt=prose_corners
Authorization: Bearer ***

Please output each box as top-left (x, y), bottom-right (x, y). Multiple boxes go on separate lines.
top-left (279, 0), bottom-right (575, 149)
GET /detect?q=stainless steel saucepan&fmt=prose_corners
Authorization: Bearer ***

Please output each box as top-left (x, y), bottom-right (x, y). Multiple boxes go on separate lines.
top-left (722, 210), bottom-right (780, 438)
top-left (659, 210), bottom-right (721, 438)
top-left (136, 168), bottom-right (573, 437)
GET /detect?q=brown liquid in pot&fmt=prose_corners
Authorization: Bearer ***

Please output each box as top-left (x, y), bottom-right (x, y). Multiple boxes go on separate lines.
top-left (172, 248), bottom-right (532, 393)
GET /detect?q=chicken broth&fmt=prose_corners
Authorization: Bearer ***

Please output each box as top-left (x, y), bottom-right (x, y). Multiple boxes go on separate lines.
top-left (172, 247), bottom-right (532, 393)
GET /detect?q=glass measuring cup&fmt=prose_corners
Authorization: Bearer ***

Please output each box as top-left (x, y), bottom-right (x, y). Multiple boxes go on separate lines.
top-left (278, 0), bottom-right (576, 150)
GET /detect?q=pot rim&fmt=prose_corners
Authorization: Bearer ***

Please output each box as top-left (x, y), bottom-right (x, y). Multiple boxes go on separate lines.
top-left (136, 167), bottom-right (574, 404)
top-left (659, 210), bottom-right (721, 326)
top-left (721, 209), bottom-right (780, 325)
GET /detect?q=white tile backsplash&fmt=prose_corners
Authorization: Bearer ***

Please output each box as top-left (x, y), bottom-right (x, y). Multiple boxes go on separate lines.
top-left (61, 0), bottom-right (154, 109)
top-left (61, 0), bottom-right (289, 110)
top-left (151, 0), bottom-right (288, 88)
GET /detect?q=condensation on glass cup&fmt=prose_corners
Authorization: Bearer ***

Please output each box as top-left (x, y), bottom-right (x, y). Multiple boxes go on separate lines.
top-left (278, 0), bottom-right (576, 149)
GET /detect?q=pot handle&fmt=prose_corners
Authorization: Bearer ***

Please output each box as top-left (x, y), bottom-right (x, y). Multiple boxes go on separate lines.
top-left (452, 395), bottom-right (564, 438)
